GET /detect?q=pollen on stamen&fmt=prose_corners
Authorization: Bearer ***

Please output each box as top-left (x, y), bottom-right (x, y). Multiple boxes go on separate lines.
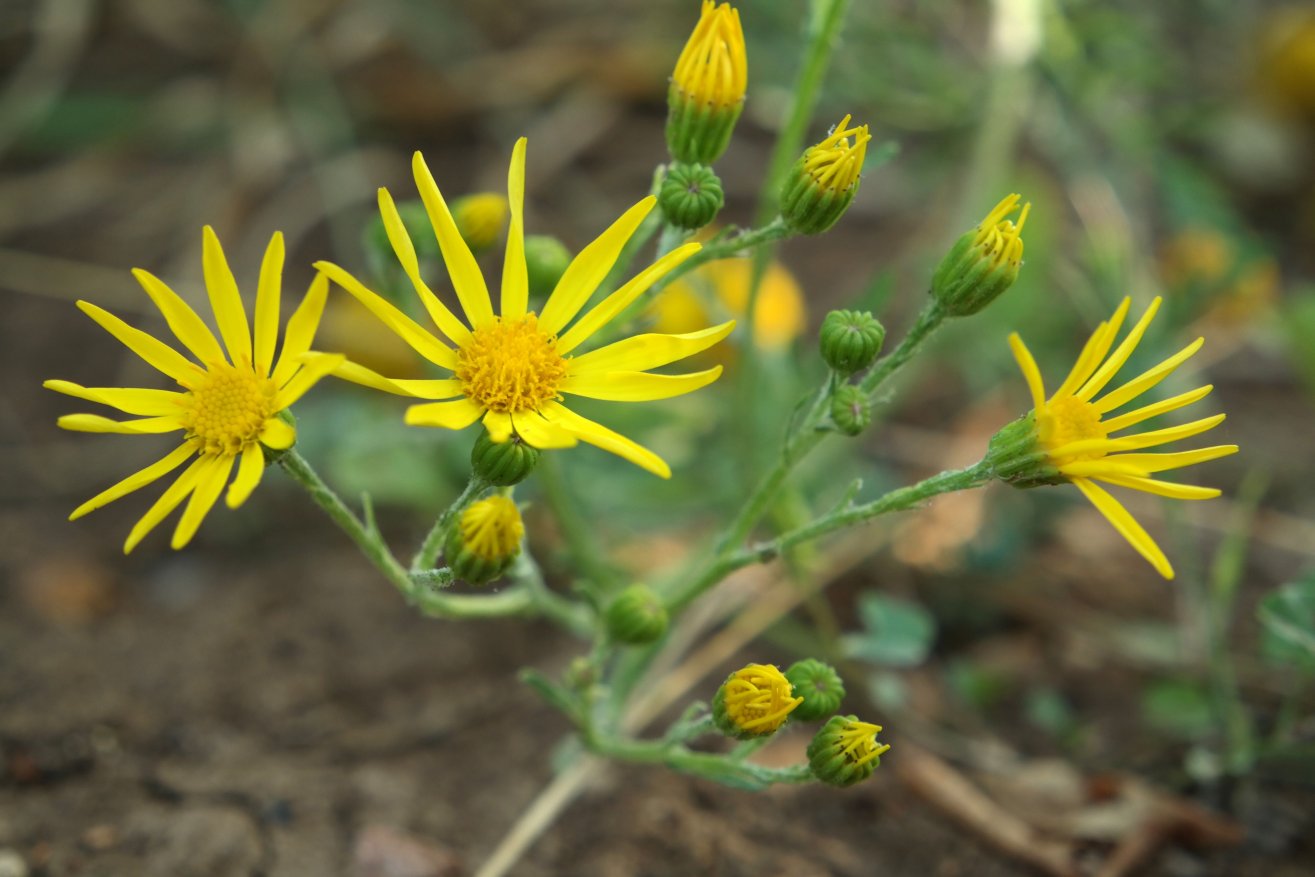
top-left (456, 315), bottom-right (568, 414)
top-left (180, 363), bottom-right (278, 456)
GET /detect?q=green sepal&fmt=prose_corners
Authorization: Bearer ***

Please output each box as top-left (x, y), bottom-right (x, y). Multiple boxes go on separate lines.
top-left (984, 413), bottom-right (1065, 488)
top-left (930, 231), bottom-right (1021, 317)
top-left (807, 715), bottom-right (883, 788)
top-left (665, 85), bottom-right (742, 164)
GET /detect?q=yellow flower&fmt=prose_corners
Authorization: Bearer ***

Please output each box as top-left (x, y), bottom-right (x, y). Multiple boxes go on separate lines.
top-left (781, 115), bottom-right (871, 235)
top-left (650, 258), bottom-right (806, 353)
top-left (45, 228), bottom-right (340, 552)
top-left (712, 663), bottom-right (804, 738)
top-left (452, 193), bottom-right (509, 253)
top-left (1006, 296), bottom-right (1238, 578)
top-left (458, 495), bottom-right (524, 563)
top-left (671, 1), bottom-right (747, 110)
top-left (315, 139), bottom-right (733, 478)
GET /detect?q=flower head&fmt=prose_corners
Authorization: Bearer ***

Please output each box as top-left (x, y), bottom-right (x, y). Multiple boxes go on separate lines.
top-left (712, 663), bottom-right (804, 738)
top-left (316, 139), bottom-right (733, 479)
top-left (445, 495), bottom-right (523, 585)
top-left (45, 228), bottom-right (339, 552)
top-left (781, 115), bottom-right (871, 235)
top-left (993, 296), bottom-right (1238, 578)
top-left (666, 1), bottom-right (747, 164)
top-left (931, 193), bottom-right (1031, 315)
top-left (807, 716), bottom-right (890, 787)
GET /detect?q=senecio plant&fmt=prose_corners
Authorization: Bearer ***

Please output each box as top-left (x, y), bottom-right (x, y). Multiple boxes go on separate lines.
top-left (46, 1), bottom-right (1236, 796)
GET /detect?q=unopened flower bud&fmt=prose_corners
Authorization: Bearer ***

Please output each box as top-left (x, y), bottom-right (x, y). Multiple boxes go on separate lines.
top-left (452, 193), bottom-right (509, 253)
top-left (659, 163), bottom-right (725, 230)
top-left (666, 2), bottom-right (747, 164)
top-left (444, 496), bottom-right (523, 585)
top-left (784, 659), bottom-right (846, 721)
top-left (604, 584), bottom-right (669, 645)
top-left (931, 194), bottom-right (1030, 316)
top-left (819, 309), bottom-right (884, 374)
top-left (524, 235), bottom-right (572, 301)
top-left (830, 385), bottom-right (871, 437)
top-left (471, 428), bottom-right (540, 486)
top-left (711, 663), bottom-right (803, 739)
top-left (781, 115), bottom-right (870, 235)
top-left (807, 715), bottom-right (890, 787)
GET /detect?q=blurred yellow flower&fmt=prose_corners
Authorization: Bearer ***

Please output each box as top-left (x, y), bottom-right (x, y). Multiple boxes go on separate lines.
top-left (452, 193), bottom-right (509, 253)
top-left (45, 228), bottom-right (340, 552)
top-left (650, 257), bottom-right (806, 353)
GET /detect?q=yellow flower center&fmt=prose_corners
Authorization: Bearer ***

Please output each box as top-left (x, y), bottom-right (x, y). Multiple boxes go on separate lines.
top-left (456, 315), bottom-right (568, 414)
top-left (459, 496), bottom-right (524, 561)
top-left (973, 193), bottom-right (1030, 268)
top-left (833, 720), bottom-right (890, 768)
top-left (181, 362), bottom-right (277, 456)
top-left (721, 664), bottom-right (804, 734)
top-left (802, 115), bottom-right (871, 194)
top-left (1038, 395), bottom-right (1107, 463)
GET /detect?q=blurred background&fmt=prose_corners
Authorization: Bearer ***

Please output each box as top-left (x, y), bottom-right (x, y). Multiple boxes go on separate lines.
top-left (2, 0), bottom-right (1314, 874)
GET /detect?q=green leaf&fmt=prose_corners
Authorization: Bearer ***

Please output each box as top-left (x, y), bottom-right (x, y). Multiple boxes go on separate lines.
top-left (842, 592), bottom-right (935, 667)
top-left (1258, 573), bottom-right (1315, 673)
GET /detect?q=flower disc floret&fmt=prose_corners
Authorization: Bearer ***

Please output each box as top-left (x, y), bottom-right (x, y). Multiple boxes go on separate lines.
top-left (455, 315), bottom-right (568, 415)
top-left (712, 663), bottom-right (804, 739)
top-left (182, 362), bottom-right (279, 456)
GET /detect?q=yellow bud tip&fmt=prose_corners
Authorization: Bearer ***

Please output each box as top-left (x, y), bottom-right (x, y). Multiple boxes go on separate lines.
top-left (459, 495), bottom-right (525, 562)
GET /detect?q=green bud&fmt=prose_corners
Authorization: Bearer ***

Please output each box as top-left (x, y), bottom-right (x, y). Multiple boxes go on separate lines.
top-left (444, 496), bottom-right (523, 585)
top-left (780, 116), bottom-right (870, 235)
top-left (711, 664), bottom-right (803, 740)
top-left (819, 310), bottom-right (885, 374)
top-left (807, 715), bottom-right (890, 788)
top-left (830, 385), bottom-right (871, 437)
top-left (659, 163), bottom-right (725, 231)
top-left (930, 194), bottom-right (1030, 316)
top-left (471, 429), bottom-right (540, 486)
top-left (604, 584), bottom-right (669, 645)
top-left (524, 235), bottom-right (572, 301)
top-left (784, 659), bottom-right (846, 721)
top-left (983, 413), bottom-right (1064, 489)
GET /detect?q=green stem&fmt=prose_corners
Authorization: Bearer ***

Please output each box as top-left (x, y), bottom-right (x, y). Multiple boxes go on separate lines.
top-left (586, 732), bottom-right (813, 789)
top-left (506, 549), bottom-right (594, 637)
top-left (655, 222), bottom-right (688, 259)
top-left (650, 218), bottom-right (791, 295)
top-left (280, 449), bottom-right (539, 622)
top-left (412, 475), bottom-right (489, 573)
top-left (857, 301), bottom-right (945, 395)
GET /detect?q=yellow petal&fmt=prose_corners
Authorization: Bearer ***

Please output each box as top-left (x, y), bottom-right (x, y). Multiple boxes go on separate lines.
top-left (1007, 332), bottom-right (1046, 410)
top-left (538, 196), bottom-right (656, 336)
top-left (1093, 337), bottom-right (1205, 414)
top-left (561, 366), bottom-right (722, 401)
top-left (70, 443), bottom-right (196, 521)
top-left (1059, 459), bottom-right (1152, 479)
top-left (274, 352), bottom-right (345, 410)
top-left (377, 187), bottom-right (471, 345)
top-left (1052, 297), bottom-right (1131, 399)
top-left (557, 242), bottom-right (702, 355)
top-left (201, 226), bottom-right (253, 365)
top-left (501, 137), bottom-right (529, 319)
top-left (1090, 473), bottom-right (1222, 501)
top-left (272, 273), bottom-right (330, 387)
top-left (131, 268), bottom-right (226, 364)
top-left (1072, 477), bottom-right (1174, 578)
top-left (253, 232), bottom-right (283, 376)
top-left (44, 380), bottom-right (184, 416)
top-left (510, 409), bottom-right (578, 448)
top-left (404, 397), bottom-right (485, 430)
top-left (483, 410), bottom-right (513, 442)
top-left (172, 455), bottom-right (233, 549)
top-left (259, 417), bottom-right (296, 450)
top-left (1101, 385), bottom-right (1213, 434)
top-left (314, 261), bottom-right (458, 370)
top-left (1101, 445), bottom-right (1238, 474)
top-left (226, 442), bottom-right (265, 509)
top-left (77, 300), bottom-right (199, 385)
top-left (542, 401), bottom-right (671, 478)
top-left (58, 413), bottom-right (181, 434)
top-left (1076, 296), bottom-right (1161, 402)
top-left (328, 357), bottom-right (463, 398)
top-left (123, 456), bottom-right (208, 553)
top-left (1098, 414), bottom-right (1227, 453)
top-left (567, 321), bottom-right (736, 375)
top-left (411, 151), bottom-right (495, 329)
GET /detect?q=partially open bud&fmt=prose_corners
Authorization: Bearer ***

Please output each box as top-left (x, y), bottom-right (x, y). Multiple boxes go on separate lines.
top-left (931, 194), bottom-right (1030, 316)
top-left (659, 163), bottom-right (725, 230)
top-left (666, 1), bottom-right (747, 164)
top-left (819, 309), bottom-right (885, 374)
top-left (604, 584), bottom-right (669, 645)
top-left (784, 659), bottom-right (846, 721)
top-left (444, 496), bottom-right (523, 585)
top-left (830, 385), bottom-right (871, 437)
top-left (524, 235), bottom-right (572, 301)
top-left (711, 663), bottom-right (803, 739)
top-left (807, 715), bottom-right (890, 787)
top-left (781, 115), bottom-right (870, 235)
top-left (452, 193), bottom-right (509, 254)
top-left (471, 428), bottom-right (540, 486)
